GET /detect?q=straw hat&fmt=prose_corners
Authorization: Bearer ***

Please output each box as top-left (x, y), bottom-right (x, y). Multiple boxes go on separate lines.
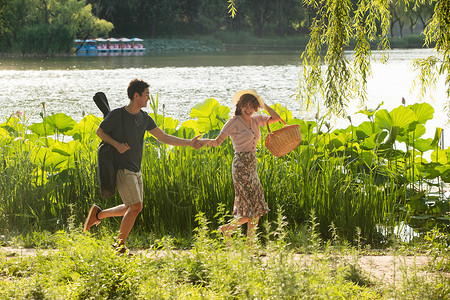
top-left (232, 89), bottom-right (265, 110)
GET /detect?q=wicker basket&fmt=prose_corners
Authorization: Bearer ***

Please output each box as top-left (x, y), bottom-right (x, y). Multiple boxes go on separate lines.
top-left (265, 120), bottom-right (302, 157)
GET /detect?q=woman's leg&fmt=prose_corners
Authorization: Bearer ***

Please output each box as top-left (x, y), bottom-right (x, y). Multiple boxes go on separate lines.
top-left (220, 217), bottom-right (250, 239)
top-left (246, 217), bottom-right (259, 247)
top-left (247, 217), bottom-right (259, 238)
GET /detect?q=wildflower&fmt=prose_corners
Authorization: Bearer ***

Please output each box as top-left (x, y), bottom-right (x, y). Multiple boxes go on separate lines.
top-left (15, 110), bottom-right (23, 117)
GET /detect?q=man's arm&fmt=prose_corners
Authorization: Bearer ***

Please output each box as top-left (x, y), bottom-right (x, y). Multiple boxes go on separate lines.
top-left (97, 127), bottom-right (130, 153)
top-left (149, 126), bottom-right (202, 148)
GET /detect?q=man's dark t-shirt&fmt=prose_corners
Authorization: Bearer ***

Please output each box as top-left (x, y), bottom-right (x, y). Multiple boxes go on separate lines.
top-left (100, 107), bottom-right (157, 172)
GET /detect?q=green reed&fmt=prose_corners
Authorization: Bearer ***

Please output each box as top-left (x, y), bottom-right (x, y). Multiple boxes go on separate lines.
top-left (0, 100), bottom-right (448, 244)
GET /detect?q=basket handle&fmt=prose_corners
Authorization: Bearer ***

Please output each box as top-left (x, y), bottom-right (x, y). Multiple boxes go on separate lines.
top-left (266, 118), bottom-right (287, 134)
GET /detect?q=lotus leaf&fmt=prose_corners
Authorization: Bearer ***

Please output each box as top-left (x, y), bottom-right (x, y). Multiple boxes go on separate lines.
top-left (178, 120), bottom-right (200, 135)
top-left (430, 127), bottom-right (443, 147)
top-left (175, 127), bottom-right (196, 139)
top-left (161, 116), bottom-right (179, 135)
top-left (44, 113), bottom-right (76, 133)
top-left (196, 111), bottom-right (220, 133)
top-left (190, 98), bottom-right (220, 118)
top-left (36, 137), bottom-right (57, 148)
top-left (357, 102), bottom-right (384, 118)
top-left (441, 169), bottom-right (450, 182)
top-left (0, 127), bottom-right (10, 144)
top-left (408, 103), bottom-right (434, 124)
top-left (28, 122), bottom-right (56, 136)
top-left (268, 104), bottom-right (293, 122)
top-left (51, 140), bottom-right (80, 156)
top-left (216, 106), bottom-right (231, 120)
top-left (396, 124), bottom-right (426, 143)
top-left (375, 106), bottom-right (418, 135)
top-left (359, 150), bottom-right (377, 165)
top-left (431, 148), bottom-right (448, 164)
top-left (30, 146), bottom-right (52, 166)
top-left (356, 121), bottom-right (377, 140)
top-left (180, 119), bottom-right (199, 132)
top-left (360, 132), bottom-right (387, 150)
top-left (412, 138), bottom-right (434, 153)
top-left (424, 164), bottom-right (441, 179)
top-left (0, 116), bottom-right (25, 135)
top-left (77, 115), bottom-right (101, 134)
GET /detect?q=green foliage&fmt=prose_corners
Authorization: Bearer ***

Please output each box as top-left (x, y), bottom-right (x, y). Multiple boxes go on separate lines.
top-left (0, 100), bottom-right (449, 245)
top-left (413, 0), bottom-right (450, 114)
top-left (299, 0), bottom-right (449, 119)
top-left (0, 0), bottom-right (113, 54)
top-left (1, 218), bottom-right (449, 299)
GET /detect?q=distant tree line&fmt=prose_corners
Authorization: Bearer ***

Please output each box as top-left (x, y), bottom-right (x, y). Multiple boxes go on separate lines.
top-left (0, 0), bottom-right (112, 54)
top-left (0, 0), bottom-right (436, 54)
top-left (88, 0), bottom-right (434, 38)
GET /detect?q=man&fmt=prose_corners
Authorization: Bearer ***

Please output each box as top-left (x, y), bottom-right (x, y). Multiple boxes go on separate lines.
top-left (84, 78), bottom-right (203, 253)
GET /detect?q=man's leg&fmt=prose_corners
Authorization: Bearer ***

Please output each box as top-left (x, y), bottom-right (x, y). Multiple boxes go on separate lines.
top-left (117, 202), bottom-right (143, 245)
top-left (84, 204), bottom-right (129, 232)
top-left (115, 169), bottom-right (144, 247)
top-left (97, 204), bottom-right (128, 219)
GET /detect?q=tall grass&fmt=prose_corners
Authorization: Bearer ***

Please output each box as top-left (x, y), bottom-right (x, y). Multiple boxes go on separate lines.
top-left (0, 100), bottom-right (448, 245)
top-left (1, 214), bottom-right (449, 299)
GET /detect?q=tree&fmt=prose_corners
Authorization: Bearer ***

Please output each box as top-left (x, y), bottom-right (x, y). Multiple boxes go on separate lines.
top-left (413, 0), bottom-right (450, 114)
top-left (227, 1), bottom-right (449, 117)
top-left (0, 0), bottom-right (112, 53)
top-left (298, 0), bottom-right (448, 117)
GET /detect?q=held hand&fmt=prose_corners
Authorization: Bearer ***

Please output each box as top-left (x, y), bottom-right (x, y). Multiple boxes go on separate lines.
top-left (191, 135), bottom-right (205, 149)
top-left (117, 143), bottom-right (130, 153)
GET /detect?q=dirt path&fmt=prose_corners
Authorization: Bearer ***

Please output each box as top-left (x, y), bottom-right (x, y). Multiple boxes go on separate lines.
top-left (0, 247), bottom-right (441, 285)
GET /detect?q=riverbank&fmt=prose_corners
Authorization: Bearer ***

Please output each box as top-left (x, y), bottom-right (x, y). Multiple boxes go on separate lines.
top-left (0, 34), bottom-right (432, 57)
top-left (132, 34), bottom-right (433, 52)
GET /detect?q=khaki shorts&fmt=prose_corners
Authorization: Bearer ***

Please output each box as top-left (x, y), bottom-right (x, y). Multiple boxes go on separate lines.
top-left (116, 169), bottom-right (143, 207)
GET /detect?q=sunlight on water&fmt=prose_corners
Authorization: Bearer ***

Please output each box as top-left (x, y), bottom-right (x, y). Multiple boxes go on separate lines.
top-left (0, 49), bottom-right (448, 145)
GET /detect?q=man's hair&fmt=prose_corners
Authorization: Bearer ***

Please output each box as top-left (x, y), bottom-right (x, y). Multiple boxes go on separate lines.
top-left (235, 94), bottom-right (260, 115)
top-left (127, 79), bottom-right (150, 100)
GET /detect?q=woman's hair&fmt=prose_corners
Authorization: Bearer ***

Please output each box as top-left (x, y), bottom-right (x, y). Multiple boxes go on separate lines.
top-left (127, 78), bottom-right (150, 100)
top-left (235, 94), bottom-right (260, 115)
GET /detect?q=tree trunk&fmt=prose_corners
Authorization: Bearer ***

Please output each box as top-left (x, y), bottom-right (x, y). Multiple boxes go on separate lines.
top-left (257, 11), bottom-right (264, 38)
top-left (277, 19), bottom-right (284, 36)
top-left (390, 20), bottom-right (396, 37)
top-left (151, 19), bottom-right (156, 38)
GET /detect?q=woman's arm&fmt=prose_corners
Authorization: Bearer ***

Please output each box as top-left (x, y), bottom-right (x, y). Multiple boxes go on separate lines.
top-left (263, 103), bottom-right (283, 124)
top-left (149, 126), bottom-right (202, 148)
top-left (202, 131), bottom-right (228, 148)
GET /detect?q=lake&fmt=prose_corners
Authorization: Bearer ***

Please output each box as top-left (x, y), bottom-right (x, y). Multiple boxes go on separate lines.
top-left (0, 49), bottom-right (448, 146)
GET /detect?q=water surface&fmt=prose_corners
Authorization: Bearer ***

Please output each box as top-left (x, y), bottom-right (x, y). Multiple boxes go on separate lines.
top-left (0, 49), bottom-right (448, 145)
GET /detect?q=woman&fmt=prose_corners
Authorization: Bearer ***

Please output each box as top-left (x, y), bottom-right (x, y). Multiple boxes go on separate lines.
top-left (202, 89), bottom-right (282, 243)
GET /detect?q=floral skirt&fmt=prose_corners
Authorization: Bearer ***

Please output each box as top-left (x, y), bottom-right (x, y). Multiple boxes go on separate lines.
top-left (232, 152), bottom-right (270, 219)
